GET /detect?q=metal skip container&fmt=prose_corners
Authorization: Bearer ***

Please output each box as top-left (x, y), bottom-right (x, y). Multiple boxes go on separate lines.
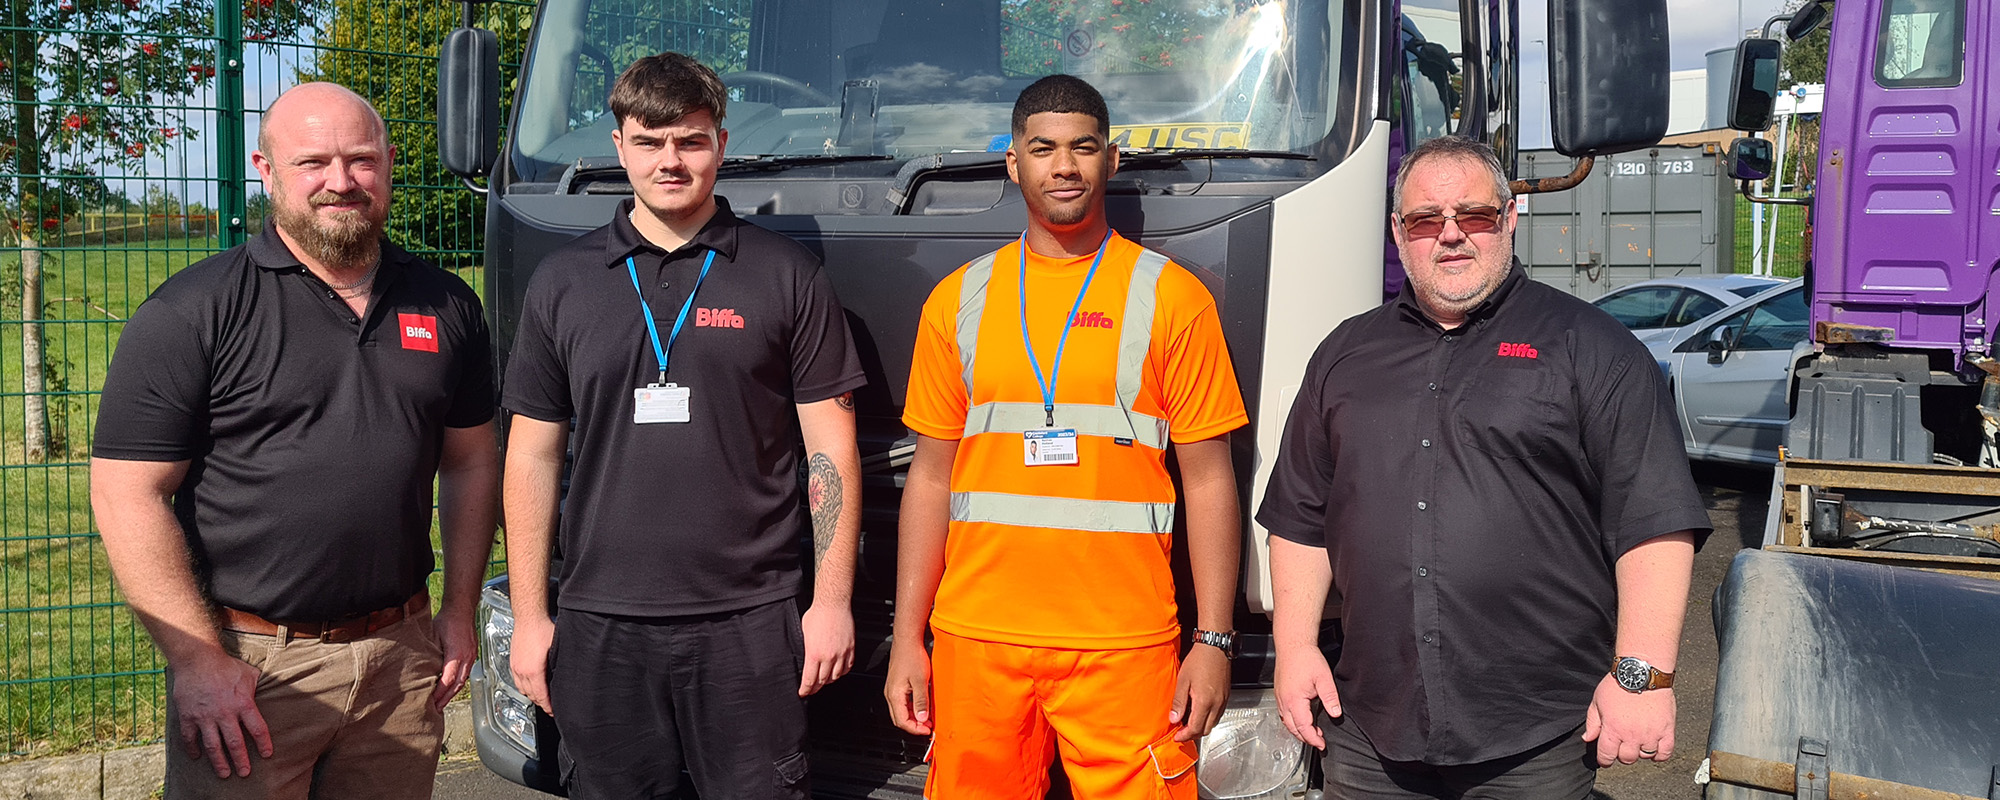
top-left (1517, 143), bottom-right (1737, 301)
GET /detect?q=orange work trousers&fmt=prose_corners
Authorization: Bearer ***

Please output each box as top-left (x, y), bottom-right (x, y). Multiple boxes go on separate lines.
top-left (924, 630), bottom-right (1199, 800)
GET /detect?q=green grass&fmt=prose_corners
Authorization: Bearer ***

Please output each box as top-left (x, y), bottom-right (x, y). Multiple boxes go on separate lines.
top-left (0, 233), bottom-right (494, 757)
top-left (1731, 191), bottom-right (1811, 277)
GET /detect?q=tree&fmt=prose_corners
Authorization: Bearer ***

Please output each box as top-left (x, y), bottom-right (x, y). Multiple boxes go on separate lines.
top-left (1001, 0), bottom-right (1230, 77)
top-left (299, 0), bottom-right (530, 272)
top-left (2, 0), bottom-right (310, 460)
top-left (1780, 0), bottom-right (1832, 89)
top-left (1776, 0), bottom-right (1831, 194)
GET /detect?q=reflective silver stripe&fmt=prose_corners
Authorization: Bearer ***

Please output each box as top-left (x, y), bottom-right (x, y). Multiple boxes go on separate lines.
top-left (1117, 248), bottom-right (1170, 411)
top-left (951, 491), bottom-right (1175, 534)
top-left (955, 252), bottom-right (998, 393)
top-left (964, 401), bottom-right (1169, 450)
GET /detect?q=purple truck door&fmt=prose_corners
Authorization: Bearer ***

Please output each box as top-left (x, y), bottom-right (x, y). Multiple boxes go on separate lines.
top-left (1814, 0), bottom-right (1994, 357)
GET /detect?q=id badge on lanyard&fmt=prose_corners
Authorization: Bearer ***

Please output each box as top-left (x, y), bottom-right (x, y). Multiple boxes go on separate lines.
top-left (1018, 233), bottom-right (1108, 466)
top-left (1023, 428), bottom-right (1078, 466)
top-left (627, 250), bottom-right (714, 425)
top-left (634, 383), bottom-right (691, 424)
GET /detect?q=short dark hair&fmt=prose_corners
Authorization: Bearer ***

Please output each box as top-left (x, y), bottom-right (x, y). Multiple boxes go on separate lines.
top-left (609, 52), bottom-right (728, 129)
top-left (1392, 135), bottom-right (1512, 211)
top-left (1011, 74), bottom-right (1110, 139)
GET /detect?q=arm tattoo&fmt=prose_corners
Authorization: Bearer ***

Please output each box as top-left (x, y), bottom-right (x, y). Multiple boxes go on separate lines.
top-left (834, 392), bottom-right (855, 412)
top-left (807, 452), bottom-right (842, 567)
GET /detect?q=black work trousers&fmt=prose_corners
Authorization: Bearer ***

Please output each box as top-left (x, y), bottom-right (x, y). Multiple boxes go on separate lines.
top-left (550, 598), bottom-right (809, 800)
top-left (1319, 711), bottom-right (1597, 800)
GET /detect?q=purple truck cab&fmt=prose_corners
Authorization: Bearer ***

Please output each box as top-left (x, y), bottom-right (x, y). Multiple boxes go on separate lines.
top-left (1728, 0), bottom-right (2000, 467)
top-left (1811, 0), bottom-right (1996, 365)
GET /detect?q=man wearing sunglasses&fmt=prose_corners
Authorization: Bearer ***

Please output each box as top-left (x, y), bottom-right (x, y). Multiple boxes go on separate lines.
top-left (1257, 136), bottom-right (1710, 797)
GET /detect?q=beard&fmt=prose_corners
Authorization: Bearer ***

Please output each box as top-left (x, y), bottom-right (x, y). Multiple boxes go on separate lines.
top-left (1407, 245), bottom-right (1513, 320)
top-left (273, 187), bottom-right (385, 269)
top-left (1044, 202), bottom-right (1088, 226)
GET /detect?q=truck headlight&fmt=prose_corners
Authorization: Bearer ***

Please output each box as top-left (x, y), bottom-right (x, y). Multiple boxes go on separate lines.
top-left (1198, 690), bottom-right (1310, 799)
top-left (479, 590), bottom-right (515, 691)
top-left (476, 586), bottom-right (536, 754)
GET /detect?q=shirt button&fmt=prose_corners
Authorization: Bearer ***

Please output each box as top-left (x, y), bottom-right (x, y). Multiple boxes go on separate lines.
top-left (1429, 382), bottom-right (1438, 391)
top-left (325, 290), bottom-right (336, 299)
top-left (1417, 501), bottom-right (1428, 510)
top-left (1423, 634), bottom-right (1434, 644)
top-left (1418, 567), bottom-right (1429, 577)
top-left (1421, 438), bottom-right (1432, 448)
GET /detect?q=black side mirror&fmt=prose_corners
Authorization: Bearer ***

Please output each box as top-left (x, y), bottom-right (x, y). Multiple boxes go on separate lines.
top-left (438, 26), bottom-right (501, 179)
top-left (1729, 137), bottom-right (1774, 181)
top-left (1547, 0), bottom-right (1670, 157)
top-left (1727, 39), bottom-right (1782, 132)
top-left (1786, 2), bottom-right (1830, 41)
top-left (1705, 325), bottom-right (1738, 363)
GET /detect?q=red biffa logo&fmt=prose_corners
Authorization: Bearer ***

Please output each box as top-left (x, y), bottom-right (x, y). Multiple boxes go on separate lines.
top-left (1070, 311), bottom-right (1114, 329)
top-left (399, 313), bottom-right (439, 353)
top-left (1497, 342), bottom-right (1538, 359)
top-left (696, 308), bottom-right (745, 328)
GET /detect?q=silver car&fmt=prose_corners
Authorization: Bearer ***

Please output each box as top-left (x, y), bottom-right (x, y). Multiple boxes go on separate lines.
top-left (1659, 278), bottom-right (1808, 465)
top-left (1591, 274), bottom-right (1790, 360)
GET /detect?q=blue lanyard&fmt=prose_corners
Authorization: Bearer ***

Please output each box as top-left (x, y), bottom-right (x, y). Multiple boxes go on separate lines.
top-left (1018, 233), bottom-right (1111, 428)
top-left (626, 250), bottom-right (715, 384)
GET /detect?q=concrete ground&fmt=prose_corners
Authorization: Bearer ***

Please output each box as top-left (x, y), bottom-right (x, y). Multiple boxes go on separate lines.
top-left (436, 464), bottom-right (1771, 800)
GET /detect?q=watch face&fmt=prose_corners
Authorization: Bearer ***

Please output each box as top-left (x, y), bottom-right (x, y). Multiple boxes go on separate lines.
top-left (1614, 657), bottom-right (1651, 692)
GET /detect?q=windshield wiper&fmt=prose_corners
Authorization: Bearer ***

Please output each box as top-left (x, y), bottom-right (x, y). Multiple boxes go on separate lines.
top-left (1121, 148), bottom-right (1314, 164)
top-left (719, 154), bottom-right (895, 174)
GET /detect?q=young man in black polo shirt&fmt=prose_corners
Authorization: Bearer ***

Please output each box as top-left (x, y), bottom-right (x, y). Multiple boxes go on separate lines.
top-left (1258, 136), bottom-right (1711, 797)
top-left (91, 83), bottom-right (498, 799)
top-left (502, 53), bottom-right (866, 799)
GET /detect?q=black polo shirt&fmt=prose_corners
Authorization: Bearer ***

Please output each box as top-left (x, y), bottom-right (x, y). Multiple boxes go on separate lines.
top-left (503, 197), bottom-right (865, 618)
top-left (93, 225), bottom-right (495, 621)
top-left (1256, 262), bottom-right (1711, 765)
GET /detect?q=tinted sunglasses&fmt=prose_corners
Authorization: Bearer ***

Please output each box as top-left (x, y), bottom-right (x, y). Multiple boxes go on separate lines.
top-left (1398, 203), bottom-right (1510, 240)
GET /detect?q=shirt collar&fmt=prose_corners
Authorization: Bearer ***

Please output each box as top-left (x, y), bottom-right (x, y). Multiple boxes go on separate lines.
top-left (604, 196), bottom-right (741, 267)
top-left (247, 220), bottom-right (413, 280)
top-left (1394, 258), bottom-right (1527, 331)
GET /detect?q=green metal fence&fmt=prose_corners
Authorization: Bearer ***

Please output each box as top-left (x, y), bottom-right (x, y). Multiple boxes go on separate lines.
top-left (1, 0), bottom-right (528, 755)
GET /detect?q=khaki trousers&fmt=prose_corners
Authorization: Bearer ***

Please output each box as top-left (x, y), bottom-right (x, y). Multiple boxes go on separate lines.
top-left (164, 608), bottom-right (445, 800)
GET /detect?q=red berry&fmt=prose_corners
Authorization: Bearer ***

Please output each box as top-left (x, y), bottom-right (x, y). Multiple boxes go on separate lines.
top-left (43, 218), bottom-right (62, 230)
top-left (142, 43), bottom-right (160, 56)
top-left (126, 142), bottom-right (146, 157)
top-left (159, 127), bottom-right (177, 138)
top-left (64, 114), bottom-right (86, 130)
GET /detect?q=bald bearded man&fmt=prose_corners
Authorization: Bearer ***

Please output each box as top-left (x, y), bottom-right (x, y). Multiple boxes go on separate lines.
top-left (91, 82), bottom-right (498, 799)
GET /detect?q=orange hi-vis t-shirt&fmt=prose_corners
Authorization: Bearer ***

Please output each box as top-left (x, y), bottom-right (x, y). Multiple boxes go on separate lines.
top-left (903, 232), bottom-right (1249, 649)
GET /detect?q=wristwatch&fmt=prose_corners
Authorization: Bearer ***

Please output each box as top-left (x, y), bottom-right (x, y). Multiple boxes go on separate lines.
top-left (1193, 629), bottom-right (1238, 659)
top-left (1612, 656), bottom-right (1674, 693)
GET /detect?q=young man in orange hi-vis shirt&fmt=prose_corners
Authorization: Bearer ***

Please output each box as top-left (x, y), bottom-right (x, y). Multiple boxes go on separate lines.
top-left (883, 74), bottom-right (1249, 799)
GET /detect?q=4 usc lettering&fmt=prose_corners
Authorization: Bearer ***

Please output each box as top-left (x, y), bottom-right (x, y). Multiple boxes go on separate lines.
top-left (1497, 342), bottom-right (1539, 359)
top-left (695, 308), bottom-right (746, 328)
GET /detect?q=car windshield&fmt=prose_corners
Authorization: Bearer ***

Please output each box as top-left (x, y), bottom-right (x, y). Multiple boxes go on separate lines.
top-left (510, 0), bottom-right (1348, 182)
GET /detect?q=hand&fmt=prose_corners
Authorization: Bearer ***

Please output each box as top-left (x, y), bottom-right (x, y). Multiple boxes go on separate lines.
top-left (798, 601), bottom-right (856, 697)
top-left (1168, 644), bottom-right (1229, 742)
top-left (508, 614), bottom-right (556, 715)
top-left (1274, 643), bottom-right (1340, 748)
top-left (430, 604), bottom-right (477, 714)
top-left (172, 647), bottom-right (273, 778)
top-left (1583, 675), bottom-right (1676, 766)
top-left (883, 640), bottom-right (933, 735)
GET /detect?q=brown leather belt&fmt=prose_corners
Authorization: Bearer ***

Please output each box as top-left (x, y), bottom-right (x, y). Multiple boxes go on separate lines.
top-left (220, 593), bottom-right (428, 643)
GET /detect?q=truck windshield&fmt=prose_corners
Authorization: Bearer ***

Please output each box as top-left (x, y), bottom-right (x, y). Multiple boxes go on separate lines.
top-left (510, 0), bottom-right (1346, 183)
